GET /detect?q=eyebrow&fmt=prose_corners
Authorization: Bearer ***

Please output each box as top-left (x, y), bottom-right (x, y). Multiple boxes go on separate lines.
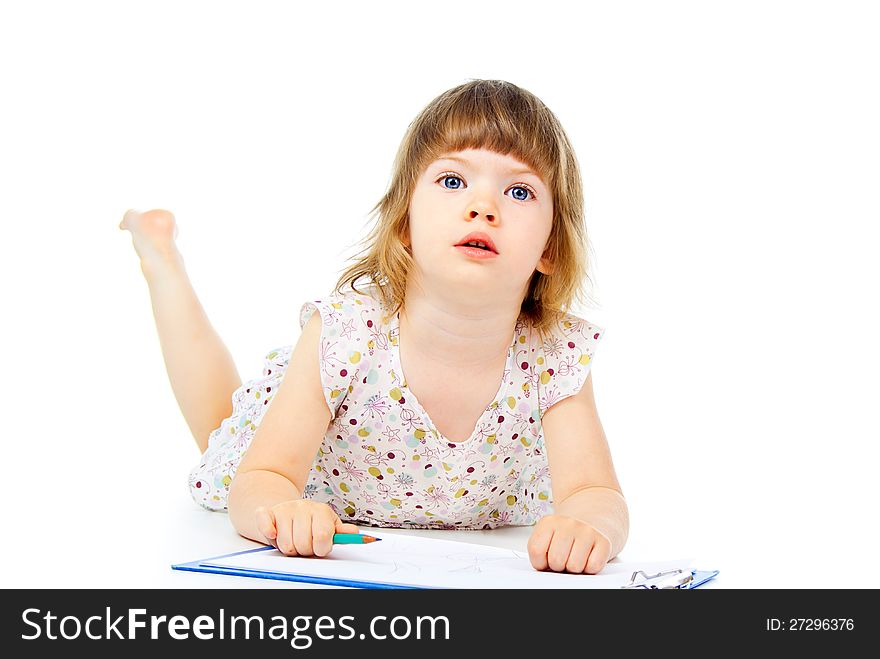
top-left (435, 155), bottom-right (542, 180)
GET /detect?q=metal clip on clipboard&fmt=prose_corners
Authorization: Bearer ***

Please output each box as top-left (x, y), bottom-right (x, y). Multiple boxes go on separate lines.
top-left (622, 568), bottom-right (696, 589)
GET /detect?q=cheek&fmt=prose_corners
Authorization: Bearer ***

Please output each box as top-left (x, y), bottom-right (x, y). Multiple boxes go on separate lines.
top-left (406, 221), bottom-right (441, 263)
top-left (408, 204), bottom-right (445, 249)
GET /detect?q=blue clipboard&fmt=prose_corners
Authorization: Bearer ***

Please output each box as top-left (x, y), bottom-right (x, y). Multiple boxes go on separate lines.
top-left (174, 546), bottom-right (718, 589)
top-left (172, 546), bottom-right (420, 589)
top-left (690, 570), bottom-right (720, 588)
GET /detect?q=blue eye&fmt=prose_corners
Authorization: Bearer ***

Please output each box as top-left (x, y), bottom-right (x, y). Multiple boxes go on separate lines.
top-left (435, 171), bottom-right (538, 201)
top-left (510, 186), bottom-right (531, 202)
top-left (440, 174), bottom-right (463, 189)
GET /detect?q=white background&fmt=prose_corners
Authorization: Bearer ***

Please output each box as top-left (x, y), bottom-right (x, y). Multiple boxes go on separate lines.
top-left (1, 0), bottom-right (878, 588)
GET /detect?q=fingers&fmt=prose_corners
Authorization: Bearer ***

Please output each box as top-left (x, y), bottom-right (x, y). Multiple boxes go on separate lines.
top-left (291, 509), bottom-right (314, 557)
top-left (528, 516), bottom-right (612, 574)
top-left (336, 520), bottom-right (360, 535)
top-left (263, 502), bottom-right (357, 558)
top-left (585, 531), bottom-right (612, 575)
top-left (311, 512), bottom-right (339, 558)
top-left (565, 536), bottom-right (593, 574)
top-left (527, 521), bottom-right (555, 571)
top-left (547, 533), bottom-right (577, 573)
top-left (312, 511), bottom-right (361, 557)
top-left (255, 506), bottom-right (277, 544)
top-left (274, 508), bottom-right (296, 555)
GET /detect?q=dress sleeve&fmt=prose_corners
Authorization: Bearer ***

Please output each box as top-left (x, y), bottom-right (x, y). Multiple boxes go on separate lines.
top-left (299, 296), bottom-right (360, 419)
top-left (536, 313), bottom-right (605, 419)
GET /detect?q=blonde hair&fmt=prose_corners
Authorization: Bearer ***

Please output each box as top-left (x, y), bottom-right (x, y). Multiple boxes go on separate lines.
top-left (333, 78), bottom-right (598, 340)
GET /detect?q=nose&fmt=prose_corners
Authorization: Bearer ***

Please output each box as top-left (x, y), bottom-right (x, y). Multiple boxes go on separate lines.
top-left (467, 183), bottom-right (499, 223)
top-left (469, 209), bottom-right (496, 223)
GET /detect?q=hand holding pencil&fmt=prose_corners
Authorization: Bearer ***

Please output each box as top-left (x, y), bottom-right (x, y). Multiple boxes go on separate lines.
top-left (255, 500), bottom-right (366, 558)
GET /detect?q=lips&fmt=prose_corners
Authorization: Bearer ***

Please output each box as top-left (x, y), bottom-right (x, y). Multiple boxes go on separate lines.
top-left (454, 231), bottom-right (498, 254)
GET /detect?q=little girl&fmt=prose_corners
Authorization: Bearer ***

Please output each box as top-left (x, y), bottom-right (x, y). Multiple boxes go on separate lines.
top-left (121, 79), bottom-right (629, 575)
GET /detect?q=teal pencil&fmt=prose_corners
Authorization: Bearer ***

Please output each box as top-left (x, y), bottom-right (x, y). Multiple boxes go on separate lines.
top-left (333, 533), bottom-right (382, 544)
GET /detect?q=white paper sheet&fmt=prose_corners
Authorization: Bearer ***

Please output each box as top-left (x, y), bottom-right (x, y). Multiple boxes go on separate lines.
top-left (202, 531), bottom-right (694, 589)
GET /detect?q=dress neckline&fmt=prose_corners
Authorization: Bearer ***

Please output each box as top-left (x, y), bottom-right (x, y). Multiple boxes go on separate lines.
top-left (387, 310), bottom-right (518, 446)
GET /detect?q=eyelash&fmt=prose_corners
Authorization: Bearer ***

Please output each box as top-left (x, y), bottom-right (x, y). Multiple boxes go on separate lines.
top-left (434, 171), bottom-right (539, 201)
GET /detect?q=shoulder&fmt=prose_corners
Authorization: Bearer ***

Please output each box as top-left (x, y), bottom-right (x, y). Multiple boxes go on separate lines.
top-left (540, 310), bottom-right (604, 358)
top-left (530, 310), bottom-right (605, 419)
top-left (296, 287), bottom-right (388, 417)
top-left (299, 285), bottom-right (390, 334)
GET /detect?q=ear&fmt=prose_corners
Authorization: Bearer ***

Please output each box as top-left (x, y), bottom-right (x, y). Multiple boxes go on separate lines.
top-left (536, 246), bottom-right (554, 275)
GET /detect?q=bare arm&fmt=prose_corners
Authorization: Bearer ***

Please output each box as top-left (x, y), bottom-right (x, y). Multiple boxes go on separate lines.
top-left (540, 371), bottom-right (629, 559)
top-left (227, 311), bottom-right (333, 544)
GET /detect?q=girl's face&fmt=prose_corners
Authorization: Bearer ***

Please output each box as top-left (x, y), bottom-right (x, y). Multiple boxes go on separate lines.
top-left (406, 147), bottom-right (554, 302)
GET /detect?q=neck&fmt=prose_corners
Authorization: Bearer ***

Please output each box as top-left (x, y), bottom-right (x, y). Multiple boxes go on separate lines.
top-left (398, 278), bottom-right (520, 371)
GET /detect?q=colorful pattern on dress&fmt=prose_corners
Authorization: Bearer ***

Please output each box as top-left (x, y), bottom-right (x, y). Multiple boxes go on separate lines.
top-left (188, 287), bottom-right (604, 529)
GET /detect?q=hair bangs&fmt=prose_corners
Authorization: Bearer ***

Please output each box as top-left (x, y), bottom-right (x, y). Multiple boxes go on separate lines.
top-left (413, 81), bottom-right (559, 188)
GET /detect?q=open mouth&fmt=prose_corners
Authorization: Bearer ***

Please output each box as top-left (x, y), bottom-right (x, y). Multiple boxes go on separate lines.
top-left (460, 241), bottom-right (492, 251)
top-left (455, 232), bottom-right (498, 255)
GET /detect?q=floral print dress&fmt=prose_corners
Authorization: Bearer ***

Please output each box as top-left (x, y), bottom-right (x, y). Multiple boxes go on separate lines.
top-left (188, 287), bottom-right (604, 529)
